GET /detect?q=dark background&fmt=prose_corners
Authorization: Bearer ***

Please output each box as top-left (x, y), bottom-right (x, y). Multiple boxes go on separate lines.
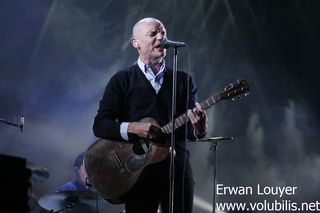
top-left (1, 0), bottom-right (319, 212)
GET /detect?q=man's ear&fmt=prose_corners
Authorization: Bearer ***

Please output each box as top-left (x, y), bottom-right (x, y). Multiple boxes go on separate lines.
top-left (131, 38), bottom-right (139, 49)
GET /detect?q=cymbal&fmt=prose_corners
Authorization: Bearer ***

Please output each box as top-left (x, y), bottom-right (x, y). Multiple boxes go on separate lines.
top-left (38, 191), bottom-right (108, 213)
top-left (26, 161), bottom-right (50, 183)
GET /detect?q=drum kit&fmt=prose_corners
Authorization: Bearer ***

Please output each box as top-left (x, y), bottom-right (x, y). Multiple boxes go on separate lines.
top-left (27, 162), bottom-right (108, 213)
top-left (1, 117), bottom-right (109, 212)
top-left (38, 191), bottom-right (108, 213)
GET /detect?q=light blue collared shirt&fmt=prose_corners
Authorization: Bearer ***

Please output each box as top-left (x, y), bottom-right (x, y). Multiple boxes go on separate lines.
top-left (120, 58), bottom-right (166, 141)
top-left (137, 58), bottom-right (165, 94)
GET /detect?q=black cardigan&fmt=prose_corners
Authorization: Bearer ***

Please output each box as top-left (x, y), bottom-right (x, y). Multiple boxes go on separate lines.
top-left (93, 63), bottom-right (199, 157)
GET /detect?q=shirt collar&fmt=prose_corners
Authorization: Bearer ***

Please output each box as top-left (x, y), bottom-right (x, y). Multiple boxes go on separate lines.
top-left (137, 58), bottom-right (165, 77)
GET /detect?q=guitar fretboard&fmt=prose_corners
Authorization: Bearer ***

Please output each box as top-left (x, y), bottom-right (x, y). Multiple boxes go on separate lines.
top-left (161, 94), bottom-right (221, 134)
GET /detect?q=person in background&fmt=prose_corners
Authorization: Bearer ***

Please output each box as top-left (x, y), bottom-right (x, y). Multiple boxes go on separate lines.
top-left (58, 152), bottom-right (92, 192)
top-left (39, 152), bottom-right (97, 213)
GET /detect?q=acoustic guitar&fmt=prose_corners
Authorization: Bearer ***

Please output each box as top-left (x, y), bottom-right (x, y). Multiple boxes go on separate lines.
top-left (84, 79), bottom-right (250, 203)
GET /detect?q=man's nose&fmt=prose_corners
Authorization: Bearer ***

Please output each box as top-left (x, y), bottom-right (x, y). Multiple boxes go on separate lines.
top-left (156, 33), bottom-right (165, 40)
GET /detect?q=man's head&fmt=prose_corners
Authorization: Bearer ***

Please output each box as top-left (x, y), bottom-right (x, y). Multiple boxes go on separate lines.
top-left (131, 17), bottom-right (167, 64)
top-left (74, 152), bottom-right (85, 170)
top-left (74, 152), bottom-right (88, 185)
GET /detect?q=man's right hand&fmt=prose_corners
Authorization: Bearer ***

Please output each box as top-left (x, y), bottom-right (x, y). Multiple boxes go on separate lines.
top-left (128, 122), bottom-right (163, 140)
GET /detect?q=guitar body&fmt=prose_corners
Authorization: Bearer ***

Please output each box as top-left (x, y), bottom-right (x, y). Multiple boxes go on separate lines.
top-left (85, 135), bottom-right (169, 203)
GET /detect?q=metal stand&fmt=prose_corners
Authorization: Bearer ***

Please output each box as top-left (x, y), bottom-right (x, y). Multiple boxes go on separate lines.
top-left (169, 47), bottom-right (178, 213)
top-left (86, 177), bottom-right (99, 213)
top-left (196, 136), bottom-right (234, 213)
top-left (211, 141), bottom-right (217, 213)
top-left (0, 115), bottom-right (24, 132)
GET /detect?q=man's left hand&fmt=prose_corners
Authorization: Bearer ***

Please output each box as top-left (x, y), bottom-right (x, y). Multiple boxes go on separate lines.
top-left (188, 102), bottom-right (208, 137)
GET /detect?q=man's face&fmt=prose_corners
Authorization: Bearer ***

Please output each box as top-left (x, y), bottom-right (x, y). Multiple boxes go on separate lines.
top-left (132, 20), bottom-right (167, 62)
top-left (77, 164), bottom-right (88, 185)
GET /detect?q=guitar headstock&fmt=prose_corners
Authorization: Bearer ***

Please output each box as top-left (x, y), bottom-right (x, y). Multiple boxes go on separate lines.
top-left (220, 79), bottom-right (250, 100)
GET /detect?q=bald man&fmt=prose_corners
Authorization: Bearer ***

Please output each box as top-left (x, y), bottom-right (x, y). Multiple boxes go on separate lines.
top-left (93, 17), bottom-right (208, 213)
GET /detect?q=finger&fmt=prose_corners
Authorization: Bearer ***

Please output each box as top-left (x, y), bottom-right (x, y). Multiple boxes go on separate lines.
top-left (188, 109), bottom-right (196, 124)
top-left (195, 103), bottom-right (207, 120)
top-left (192, 107), bottom-right (203, 120)
top-left (190, 107), bottom-right (202, 119)
top-left (144, 123), bottom-right (153, 138)
top-left (195, 102), bottom-right (204, 112)
top-left (189, 109), bottom-right (201, 126)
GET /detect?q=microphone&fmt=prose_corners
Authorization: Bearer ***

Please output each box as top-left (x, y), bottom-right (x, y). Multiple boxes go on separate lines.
top-left (159, 39), bottom-right (187, 49)
top-left (20, 115), bottom-right (24, 132)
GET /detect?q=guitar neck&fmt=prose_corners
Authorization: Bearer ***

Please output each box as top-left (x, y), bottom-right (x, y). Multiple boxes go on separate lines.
top-left (161, 94), bottom-right (221, 134)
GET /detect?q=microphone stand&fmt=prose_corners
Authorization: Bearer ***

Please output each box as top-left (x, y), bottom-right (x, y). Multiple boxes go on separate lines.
top-left (196, 136), bottom-right (234, 213)
top-left (169, 47), bottom-right (178, 213)
top-left (212, 141), bottom-right (218, 213)
top-left (85, 177), bottom-right (99, 213)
